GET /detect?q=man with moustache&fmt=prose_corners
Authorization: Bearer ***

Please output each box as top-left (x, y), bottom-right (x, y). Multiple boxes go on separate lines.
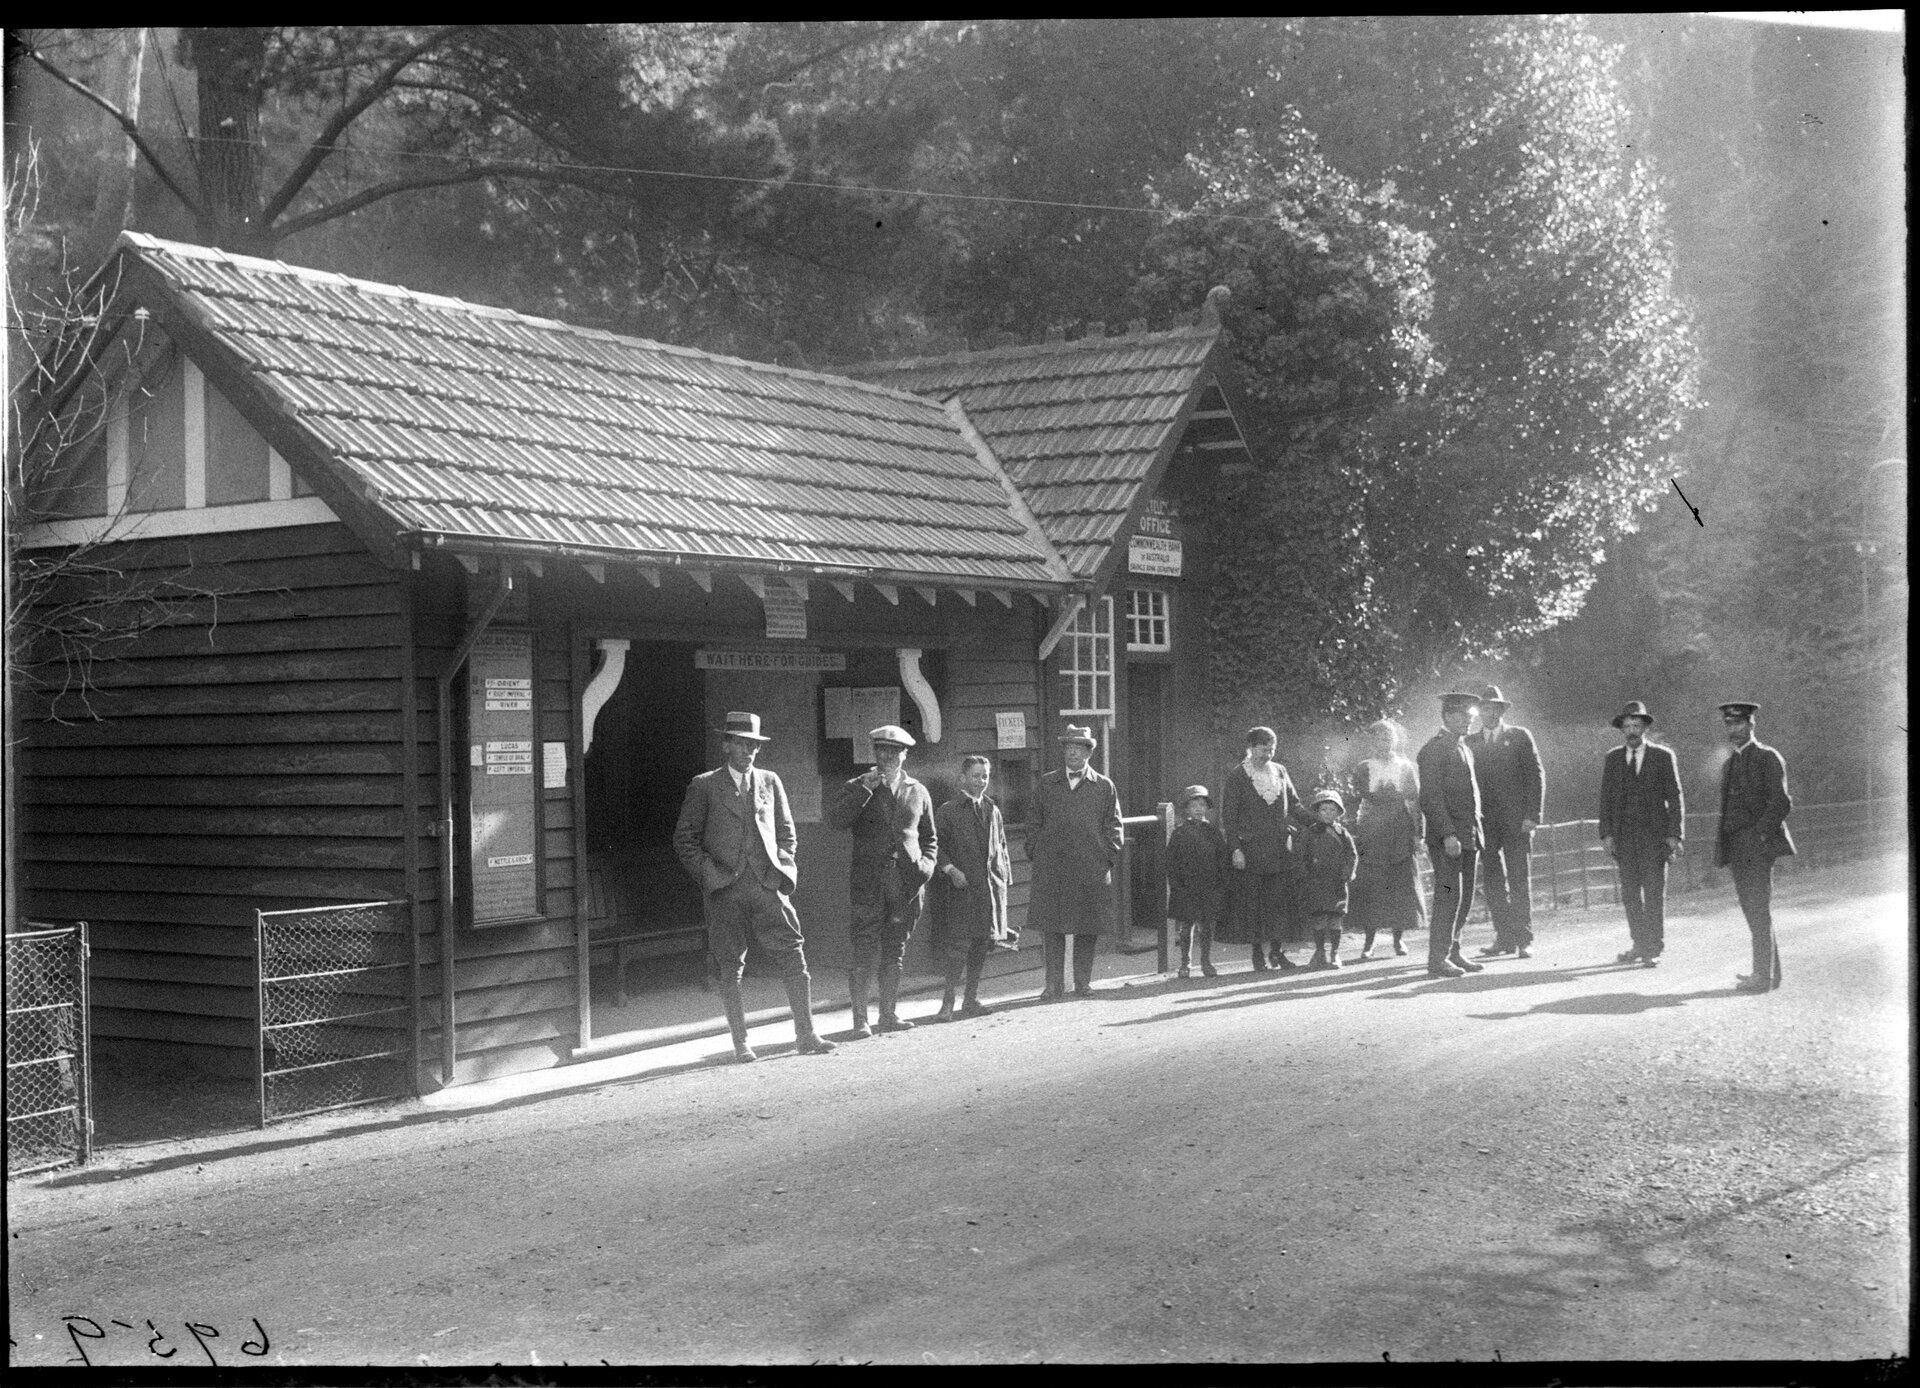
top-left (1598, 700), bottom-right (1686, 967)
top-left (1417, 692), bottom-right (1488, 979)
top-left (1715, 701), bottom-right (1795, 992)
top-left (1466, 685), bottom-right (1545, 959)
top-left (1026, 725), bottom-right (1125, 999)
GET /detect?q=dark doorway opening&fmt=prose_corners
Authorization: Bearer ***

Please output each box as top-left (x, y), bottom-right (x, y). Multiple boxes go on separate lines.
top-left (1125, 662), bottom-right (1169, 938)
top-left (583, 640), bottom-right (708, 1015)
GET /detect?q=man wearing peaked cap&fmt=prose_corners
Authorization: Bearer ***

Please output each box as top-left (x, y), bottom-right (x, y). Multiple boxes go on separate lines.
top-left (1598, 701), bottom-right (1685, 968)
top-left (1466, 685), bottom-right (1546, 960)
top-left (828, 724), bottom-right (938, 1035)
top-left (1418, 694), bottom-right (1486, 977)
top-left (1715, 701), bottom-right (1794, 992)
top-left (673, 713), bottom-right (835, 1061)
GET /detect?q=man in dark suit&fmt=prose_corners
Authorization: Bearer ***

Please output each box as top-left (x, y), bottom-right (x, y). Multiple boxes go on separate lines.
top-left (828, 724), bottom-right (938, 1036)
top-left (1466, 684), bottom-right (1545, 958)
top-left (929, 754), bottom-right (1015, 1021)
top-left (1417, 692), bottom-right (1487, 978)
top-left (673, 712), bottom-right (836, 1062)
top-left (1716, 701), bottom-right (1795, 992)
top-left (1598, 701), bottom-right (1685, 967)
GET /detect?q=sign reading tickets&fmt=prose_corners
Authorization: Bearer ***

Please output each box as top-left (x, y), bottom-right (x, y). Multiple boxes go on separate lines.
top-left (468, 629), bottom-right (540, 925)
top-left (1128, 534), bottom-right (1183, 577)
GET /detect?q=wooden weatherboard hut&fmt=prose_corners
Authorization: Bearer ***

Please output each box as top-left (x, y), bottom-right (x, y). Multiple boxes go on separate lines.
top-left (14, 234), bottom-right (1251, 1090)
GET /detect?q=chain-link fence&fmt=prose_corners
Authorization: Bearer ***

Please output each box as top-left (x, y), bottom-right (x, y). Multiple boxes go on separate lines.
top-left (6, 923), bottom-right (92, 1175)
top-left (257, 901), bottom-right (413, 1126)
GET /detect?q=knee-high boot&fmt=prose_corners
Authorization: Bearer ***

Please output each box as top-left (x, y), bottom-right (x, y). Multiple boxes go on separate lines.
top-left (846, 969), bottom-right (872, 1037)
top-left (719, 979), bottom-right (754, 1062)
top-left (877, 962), bottom-right (914, 1031)
top-left (786, 974), bottom-right (835, 1053)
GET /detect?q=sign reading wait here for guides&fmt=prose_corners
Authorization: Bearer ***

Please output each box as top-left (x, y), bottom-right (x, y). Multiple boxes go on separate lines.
top-left (468, 629), bottom-right (540, 925)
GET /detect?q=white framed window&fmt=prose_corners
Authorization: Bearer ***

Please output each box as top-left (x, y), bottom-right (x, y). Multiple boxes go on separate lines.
top-left (1125, 587), bottom-right (1170, 652)
top-left (1058, 595), bottom-right (1115, 716)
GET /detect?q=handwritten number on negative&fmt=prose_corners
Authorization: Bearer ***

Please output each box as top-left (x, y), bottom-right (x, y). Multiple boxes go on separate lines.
top-left (1670, 478), bottom-right (1703, 526)
top-left (185, 1322), bottom-right (222, 1366)
top-left (240, 1318), bottom-right (271, 1356)
top-left (146, 1320), bottom-right (177, 1358)
top-left (64, 1317), bottom-right (106, 1367)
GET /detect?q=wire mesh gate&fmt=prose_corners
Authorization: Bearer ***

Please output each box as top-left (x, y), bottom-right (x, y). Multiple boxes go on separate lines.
top-left (256, 901), bottom-right (413, 1126)
top-left (5, 923), bottom-right (92, 1175)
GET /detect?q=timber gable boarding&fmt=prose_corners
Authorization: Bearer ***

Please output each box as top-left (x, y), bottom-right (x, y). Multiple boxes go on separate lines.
top-left (15, 233), bottom-right (1252, 1090)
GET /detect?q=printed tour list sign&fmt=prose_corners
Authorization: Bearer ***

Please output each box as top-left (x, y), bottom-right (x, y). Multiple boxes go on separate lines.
top-left (468, 629), bottom-right (540, 925)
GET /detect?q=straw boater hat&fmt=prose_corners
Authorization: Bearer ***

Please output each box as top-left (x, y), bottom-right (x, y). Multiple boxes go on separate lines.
top-left (1479, 684), bottom-right (1511, 709)
top-left (1059, 724), bottom-right (1098, 747)
top-left (718, 711), bottom-right (771, 742)
top-left (869, 724), bottom-right (915, 748)
top-left (1178, 784), bottom-right (1211, 808)
top-left (1718, 700), bottom-right (1761, 719)
top-left (1611, 700), bottom-right (1655, 729)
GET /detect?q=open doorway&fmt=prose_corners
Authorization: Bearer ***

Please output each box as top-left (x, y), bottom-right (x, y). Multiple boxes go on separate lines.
top-left (582, 640), bottom-right (708, 1017)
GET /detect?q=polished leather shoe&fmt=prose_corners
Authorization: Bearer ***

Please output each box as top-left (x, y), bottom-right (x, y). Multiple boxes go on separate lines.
top-left (1273, 954), bottom-right (1300, 971)
top-left (877, 1016), bottom-right (915, 1033)
top-left (795, 1034), bottom-right (838, 1054)
top-left (734, 1045), bottom-right (758, 1064)
top-left (1641, 956), bottom-right (1660, 968)
top-left (1428, 961), bottom-right (1466, 977)
top-left (1073, 986), bottom-right (1094, 998)
top-left (1477, 944), bottom-right (1516, 958)
top-left (1038, 987), bottom-right (1065, 1003)
top-left (1515, 947), bottom-right (1533, 959)
top-left (847, 1022), bottom-right (874, 1039)
top-left (932, 1007), bottom-right (956, 1024)
top-left (1734, 974), bottom-right (1774, 993)
top-left (959, 1000), bottom-right (995, 1018)
top-left (1447, 954), bottom-right (1485, 973)
top-left (1616, 949), bottom-right (1641, 964)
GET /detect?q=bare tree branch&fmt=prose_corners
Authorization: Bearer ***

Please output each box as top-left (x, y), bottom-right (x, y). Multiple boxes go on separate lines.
top-left (257, 25), bottom-right (474, 229)
top-left (270, 158), bottom-right (661, 242)
top-left (21, 43), bottom-right (206, 222)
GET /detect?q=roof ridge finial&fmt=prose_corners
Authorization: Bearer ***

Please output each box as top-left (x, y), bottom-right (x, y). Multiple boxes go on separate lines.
top-left (1200, 285), bottom-right (1231, 330)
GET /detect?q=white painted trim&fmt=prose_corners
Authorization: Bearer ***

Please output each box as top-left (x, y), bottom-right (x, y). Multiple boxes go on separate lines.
top-left (581, 639), bottom-right (631, 757)
top-left (15, 494), bottom-right (341, 550)
top-left (268, 446), bottom-right (292, 501)
top-left (182, 359), bottom-right (207, 510)
top-left (897, 647), bottom-right (942, 743)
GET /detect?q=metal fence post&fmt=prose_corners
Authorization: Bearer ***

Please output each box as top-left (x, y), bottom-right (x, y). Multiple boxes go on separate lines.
top-left (1545, 822), bottom-right (1560, 912)
top-left (1577, 825), bottom-right (1591, 911)
top-left (76, 922), bottom-right (93, 1165)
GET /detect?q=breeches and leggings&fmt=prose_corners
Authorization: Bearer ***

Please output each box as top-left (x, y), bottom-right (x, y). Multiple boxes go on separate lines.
top-left (1043, 932), bottom-right (1099, 993)
top-left (1480, 821), bottom-right (1534, 949)
top-left (1614, 844), bottom-right (1669, 959)
top-left (705, 875), bottom-right (816, 1044)
top-left (849, 861), bottom-right (922, 973)
top-left (1427, 845), bottom-right (1477, 969)
top-left (1731, 858), bottom-right (1782, 987)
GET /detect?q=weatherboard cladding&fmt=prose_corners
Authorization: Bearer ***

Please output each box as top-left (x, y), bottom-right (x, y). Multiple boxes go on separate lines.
top-left (121, 235), bottom-right (1063, 588)
top-left (850, 328), bottom-right (1220, 579)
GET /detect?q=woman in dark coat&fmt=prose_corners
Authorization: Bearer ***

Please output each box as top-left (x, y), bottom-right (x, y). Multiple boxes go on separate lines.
top-left (1348, 718), bottom-right (1425, 958)
top-left (1218, 725), bottom-right (1311, 971)
top-left (930, 754), bottom-right (1014, 1020)
top-left (1165, 784), bottom-right (1229, 978)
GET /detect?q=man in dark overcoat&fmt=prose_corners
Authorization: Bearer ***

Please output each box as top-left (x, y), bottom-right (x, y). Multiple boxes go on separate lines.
top-left (1466, 684), bottom-right (1545, 958)
top-left (929, 754), bottom-right (1014, 1020)
top-left (1026, 724), bottom-right (1124, 999)
top-left (1598, 700), bottom-right (1685, 967)
top-left (827, 724), bottom-right (938, 1036)
top-left (1418, 692), bottom-right (1487, 978)
top-left (1715, 701), bottom-right (1795, 992)
top-left (672, 712), bottom-right (836, 1062)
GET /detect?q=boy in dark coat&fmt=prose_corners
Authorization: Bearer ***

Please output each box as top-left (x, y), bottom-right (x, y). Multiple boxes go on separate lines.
top-left (1165, 785), bottom-right (1228, 978)
top-left (1300, 789), bottom-right (1360, 969)
top-left (930, 755), bottom-right (1015, 1020)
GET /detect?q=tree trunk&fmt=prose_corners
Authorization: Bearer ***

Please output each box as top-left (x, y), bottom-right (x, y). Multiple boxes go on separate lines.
top-left (181, 27), bottom-right (272, 253)
top-left (82, 29), bottom-right (147, 265)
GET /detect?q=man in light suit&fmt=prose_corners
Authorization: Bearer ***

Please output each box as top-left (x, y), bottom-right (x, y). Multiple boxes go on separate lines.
top-left (1466, 685), bottom-right (1545, 958)
top-left (1716, 700), bottom-right (1795, 992)
top-left (672, 711), bottom-right (835, 1062)
top-left (828, 724), bottom-right (939, 1037)
top-left (1598, 700), bottom-right (1685, 967)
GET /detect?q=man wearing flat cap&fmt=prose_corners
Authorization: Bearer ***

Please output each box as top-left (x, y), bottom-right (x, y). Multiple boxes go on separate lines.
top-left (1418, 693), bottom-right (1488, 977)
top-left (1598, 701), bottom-right (1685, 966)
top-left (1026, 724), bottom-right (1125, 999)
top-left (829, 724), bottom-right (939, 1035)
top-left (1715, 701), bottom-right (1795, 992)
top-left (1466, 685), bottom-right (1545, 958)
top-left (673, 712), bottom-right (836, 1062)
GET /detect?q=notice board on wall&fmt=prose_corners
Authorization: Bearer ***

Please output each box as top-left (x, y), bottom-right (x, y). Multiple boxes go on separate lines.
top-left (468, 628), bottom-right (541, 925)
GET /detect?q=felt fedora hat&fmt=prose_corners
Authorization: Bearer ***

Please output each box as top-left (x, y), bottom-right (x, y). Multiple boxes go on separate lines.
top-left (1611, 700), bottom-right (1655, 729)
top-left (1479, 684), bottom-right (1511, 709)
top-left (718, 710), bottom-right (772, 742)
top-left (1058, 724), bottom-right (1099, 747)
top-left (869, 724), bottom-right (915, 748)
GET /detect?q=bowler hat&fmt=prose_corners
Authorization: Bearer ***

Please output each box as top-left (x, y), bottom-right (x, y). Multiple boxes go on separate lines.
top-left (1310, 787), bottom-right (1346, 812)
top-left (869, 724), bottom-right (915, 748)
top-left (718, 711), bottom-right (771, 742)
top-left (1718, 700), bottom-right (1761, 719)
top-left (1479, 684), bottom-right (1511, 708)
top-left (1059, 724), bottom-right (1098, 747)
top-left (1177, 784), bottom-right (1212, 808)
top-left (1611, 700), bottom-right (1655, 729)
top-left (1440, 692), bottom-right (1480, 714)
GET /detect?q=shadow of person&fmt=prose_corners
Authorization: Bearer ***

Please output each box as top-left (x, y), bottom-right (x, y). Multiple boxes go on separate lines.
top-left (1468, 988), bottom-right (1731, 1021)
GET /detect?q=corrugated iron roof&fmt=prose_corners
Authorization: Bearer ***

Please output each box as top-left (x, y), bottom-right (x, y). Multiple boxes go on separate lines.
top-left (849, 325), bottom-right (1227, 581)
top-left (119, 234), bottom-right (1072, 590)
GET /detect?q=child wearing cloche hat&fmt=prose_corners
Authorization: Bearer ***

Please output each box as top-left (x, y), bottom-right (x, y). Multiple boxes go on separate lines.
top-left (1301, 787), bottom-right (1360, 969)
top-left (1164, 784), bottom-right (1228, 979)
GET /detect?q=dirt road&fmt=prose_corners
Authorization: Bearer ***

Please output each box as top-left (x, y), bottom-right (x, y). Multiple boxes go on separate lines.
top-left (8, 861), bottom-right (1908, 1367)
